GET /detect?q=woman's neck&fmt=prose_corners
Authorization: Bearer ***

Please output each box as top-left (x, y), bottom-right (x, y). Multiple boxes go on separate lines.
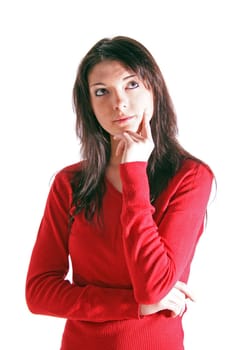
top-left (109, 137), bottom-right (122, 166)
top-left (105, 137), bottom-right (123, 192)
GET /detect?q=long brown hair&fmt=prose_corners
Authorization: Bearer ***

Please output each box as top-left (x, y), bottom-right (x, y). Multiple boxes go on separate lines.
top-left (72, 36), bottom-right (194, 220)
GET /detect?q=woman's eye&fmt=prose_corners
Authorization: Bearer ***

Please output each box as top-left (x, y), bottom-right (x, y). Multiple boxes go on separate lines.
top-left (95, 88), bottom-right (107, 96)
top-left (127, 81), bottom-right (139, 89)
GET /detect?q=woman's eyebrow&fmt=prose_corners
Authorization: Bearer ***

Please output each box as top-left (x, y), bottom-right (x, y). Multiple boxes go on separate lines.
top-left (123, 74), bottom-right (137, 80)
top-left (89, 74), bottom-right (137, 88)
top-left (89, 81), bottom-right (105, 87)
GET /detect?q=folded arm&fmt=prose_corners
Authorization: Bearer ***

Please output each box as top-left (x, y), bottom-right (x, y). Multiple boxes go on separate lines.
top-left (25, 169), bottom-right (139, 322)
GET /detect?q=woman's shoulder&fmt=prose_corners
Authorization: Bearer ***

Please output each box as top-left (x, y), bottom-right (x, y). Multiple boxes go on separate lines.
top-left (52, 161), bottom-right (84, 185)
top-left (176, 157), bottom-right (215, 188)
top-left (60, 161), bottom-right (84, 174)
top-left (158, 157), bottom-right (215, 204)
top-left (181, 157), bottom-right (214, 177)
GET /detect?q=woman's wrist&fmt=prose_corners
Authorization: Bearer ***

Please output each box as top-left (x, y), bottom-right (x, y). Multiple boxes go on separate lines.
top-left (140, 303), bottom-right (160, 316)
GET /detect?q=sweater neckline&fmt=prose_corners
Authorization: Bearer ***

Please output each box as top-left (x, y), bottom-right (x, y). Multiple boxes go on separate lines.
top-left (105, 177), bottom-right (122, 198)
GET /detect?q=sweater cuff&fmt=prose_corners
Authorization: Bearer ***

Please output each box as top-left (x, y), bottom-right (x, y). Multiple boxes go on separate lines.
top-left (119, 162), bottom-right (151, 206)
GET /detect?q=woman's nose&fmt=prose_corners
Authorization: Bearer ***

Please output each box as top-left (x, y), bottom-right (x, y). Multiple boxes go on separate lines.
top-left (112, 91), bottom-right (128, 111)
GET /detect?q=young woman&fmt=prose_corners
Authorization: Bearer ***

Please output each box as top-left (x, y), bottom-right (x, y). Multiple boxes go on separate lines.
top-left (26, 36), bottom-right (214, 349)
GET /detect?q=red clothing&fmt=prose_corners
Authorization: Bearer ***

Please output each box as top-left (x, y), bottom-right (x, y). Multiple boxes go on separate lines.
top-left (26, 160), bottom-right (213, 350)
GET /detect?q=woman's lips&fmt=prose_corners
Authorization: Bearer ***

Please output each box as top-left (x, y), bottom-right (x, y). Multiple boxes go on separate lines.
top-left (113, 115), bottom-right (135, 124)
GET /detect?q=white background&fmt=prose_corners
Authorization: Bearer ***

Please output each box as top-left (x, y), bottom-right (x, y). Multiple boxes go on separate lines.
top-left (1, 0), bottom-right (232, 349)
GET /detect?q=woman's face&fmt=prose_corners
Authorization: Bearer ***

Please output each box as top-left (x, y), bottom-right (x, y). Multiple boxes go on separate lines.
top-left (88, 60), bottom-right (154, 136)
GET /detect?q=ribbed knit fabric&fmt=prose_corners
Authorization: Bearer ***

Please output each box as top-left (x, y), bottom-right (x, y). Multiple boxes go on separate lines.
top-left (26, 159), bottom-right (213, 349)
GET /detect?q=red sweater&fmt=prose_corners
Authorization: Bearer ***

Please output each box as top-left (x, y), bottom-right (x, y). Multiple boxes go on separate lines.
top-left (26, 160), bottom-right (213, 350)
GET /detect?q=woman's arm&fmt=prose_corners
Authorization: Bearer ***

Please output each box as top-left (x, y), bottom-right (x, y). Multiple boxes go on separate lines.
top-left (120, 160), bottom-right (213, 304)
top-left (115, 114), bottom-right (213, 305)
top-left (25, 169), bottom-right (139, 322)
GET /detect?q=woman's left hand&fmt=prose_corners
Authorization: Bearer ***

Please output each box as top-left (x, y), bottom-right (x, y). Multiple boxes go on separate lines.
top-left (140, 281), bottom-right (196, 318)
top-left (114, 110), bottom-right (154, 163)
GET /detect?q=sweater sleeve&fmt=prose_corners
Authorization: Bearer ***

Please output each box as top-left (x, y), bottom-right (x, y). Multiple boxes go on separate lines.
top-left (26, 169), bottom-right (139, 322)
top-left (120, 161), bottom-right (213, 304)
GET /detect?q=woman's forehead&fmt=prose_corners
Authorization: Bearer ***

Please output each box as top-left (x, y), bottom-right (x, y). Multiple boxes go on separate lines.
top-left (88, 60), bottom-right (135, 85)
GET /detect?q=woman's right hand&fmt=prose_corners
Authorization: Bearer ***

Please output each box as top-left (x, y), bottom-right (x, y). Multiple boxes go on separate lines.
top-left (140, 281), bottom-right (196, 318)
